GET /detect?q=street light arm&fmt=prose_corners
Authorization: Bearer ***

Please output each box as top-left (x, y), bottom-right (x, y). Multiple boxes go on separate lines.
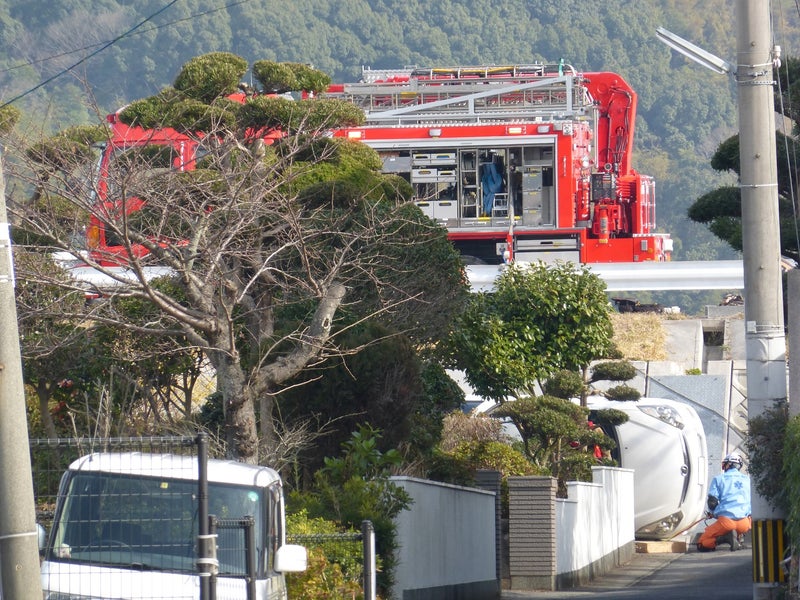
top-left (656, 26), bottom-right (734, 75)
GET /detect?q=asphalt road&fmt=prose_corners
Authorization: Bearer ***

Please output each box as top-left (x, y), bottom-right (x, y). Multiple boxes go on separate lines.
top-left (501, 546), bottom-right (757, 599)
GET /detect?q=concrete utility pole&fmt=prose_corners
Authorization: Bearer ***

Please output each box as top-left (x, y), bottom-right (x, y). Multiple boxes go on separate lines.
top-left (735, 1), bottom-right (787, 598)
top-left (0, 151), bottom-right (43, 598)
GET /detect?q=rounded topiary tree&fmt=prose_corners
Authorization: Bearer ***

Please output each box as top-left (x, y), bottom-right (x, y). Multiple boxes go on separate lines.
top-left (173, 52), bottom-right (249, 103)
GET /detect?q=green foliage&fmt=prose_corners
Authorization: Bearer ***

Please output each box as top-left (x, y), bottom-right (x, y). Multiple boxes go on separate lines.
top-left (18, 51), bottom-right (468, 463)
top-left (291, 425), bottom-right (411, 597)
top-left (604, 384), bottom-right (641, 401)
top-left (119, 90), bottom-right (242, 132)
top-left (2, 0), bottom-right (749, 292)
top-left (117, 89), bottom-right (183, 128)
top-left (252, 60), bottom-right (332, 94)
top-left (278, 321), bottom-right (463, 480)
top-left (450, 262), bottom-right (612, 401)
top-left (167, 98), bottom-right (241, 133)
top-left (432, 439), bottom-right (542, 514)
top-left (782, 415), bottom-right (800, 546)
top-left (688, 56), bottom-right (800, 261)
top-left (590, 361), bottom-right (637, 383)
top-left (542, 370), bottom-right (584, 399)
top-left (173, 52), bottom-right (249, 103)
top-left (492, 394), bottom-right (614, 490)
top-left (285, 510), bottom-right (363, 600)
top-left (410, 361), bottom-right (465, 456)
top-left (745, 402), bottom-right (789, 513)
top-left (0, 104), bottom-right (20, 134)
top-left (251, 61), bottom-right (297, 94)
top-left (321, 424), bottom-right (403, 483)
top-left (26, 124), bottom-right (107, 173)
top-left (590, 408), bottom-right (629, 428)
top-left (449, 440), bottom-right (540, 478)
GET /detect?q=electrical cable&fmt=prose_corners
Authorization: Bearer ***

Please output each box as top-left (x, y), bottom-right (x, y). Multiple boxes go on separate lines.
top-left (0, 0), bottom-right (256, 76)
top-left (772, 0), bottom-right (800, 258)
top-left (0, 0), bottom-right (181, 109)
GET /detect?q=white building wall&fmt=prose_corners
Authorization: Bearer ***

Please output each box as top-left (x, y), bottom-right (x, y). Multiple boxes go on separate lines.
top-left (390, 476), bottom-right (497, 600)
top-left (555, 467), bottom-right (635, 576)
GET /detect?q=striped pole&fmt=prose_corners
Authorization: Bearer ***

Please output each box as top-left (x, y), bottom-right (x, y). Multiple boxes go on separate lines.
top-left (752, 519), bottom-right (787, 584)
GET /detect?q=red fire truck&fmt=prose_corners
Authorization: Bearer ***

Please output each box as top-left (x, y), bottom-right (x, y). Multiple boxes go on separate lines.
top-left (85, 63), bottom-right (670, 269)
top-left (328, 63), bottom-right (671, 264)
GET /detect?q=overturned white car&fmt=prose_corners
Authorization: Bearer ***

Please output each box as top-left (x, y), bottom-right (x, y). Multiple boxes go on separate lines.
top-left (586, 396), bottom-right (709, 540)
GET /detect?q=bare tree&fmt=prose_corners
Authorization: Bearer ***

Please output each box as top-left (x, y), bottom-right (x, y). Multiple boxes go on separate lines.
top-left (9, 54), bottom-right (468, 463)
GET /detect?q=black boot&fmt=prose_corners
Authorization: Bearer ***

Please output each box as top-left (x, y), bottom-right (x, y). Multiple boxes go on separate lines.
top-left (717, 530), bottom-right (736, 551)
top-left (697, 542), bottom-right (715, 553)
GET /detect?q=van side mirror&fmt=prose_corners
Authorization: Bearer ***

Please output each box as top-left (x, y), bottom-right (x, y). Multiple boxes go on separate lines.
top-left (273, 544), bottom-right (307, 573)
top-left (37, 523), bottom-right (47, 552)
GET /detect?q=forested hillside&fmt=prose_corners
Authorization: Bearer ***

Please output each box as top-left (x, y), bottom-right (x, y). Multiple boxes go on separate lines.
top-left (1, 0), bottom-right (797, 308)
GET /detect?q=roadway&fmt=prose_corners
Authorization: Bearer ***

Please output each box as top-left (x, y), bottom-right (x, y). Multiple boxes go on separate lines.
top-left (501, 546), bottom-right (757, 599)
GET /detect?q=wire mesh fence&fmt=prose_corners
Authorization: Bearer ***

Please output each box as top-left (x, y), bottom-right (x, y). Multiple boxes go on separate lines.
top-left (29, 435), bottom-right (303, 600)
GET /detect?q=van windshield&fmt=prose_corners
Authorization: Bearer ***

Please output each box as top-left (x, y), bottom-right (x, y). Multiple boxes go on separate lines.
top-left (49, 471), bottom-right (264, 575)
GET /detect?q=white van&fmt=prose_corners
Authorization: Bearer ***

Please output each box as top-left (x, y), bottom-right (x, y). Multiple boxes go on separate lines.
top-left (40, 452), bottom-right (307, 600)
top-left (586, 396), bottom-right (709, 540)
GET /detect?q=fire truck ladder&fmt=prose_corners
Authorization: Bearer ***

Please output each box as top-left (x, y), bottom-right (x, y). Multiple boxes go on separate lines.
top-left (334, 71), bottom-right (594, 125)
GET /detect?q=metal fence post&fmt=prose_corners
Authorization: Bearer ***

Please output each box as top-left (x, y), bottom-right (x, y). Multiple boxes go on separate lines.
top-left (196, 433), bottom-right (217, 600)
top-left (362, 520), bottom-right (376, 600)
top-left (243, 516), bottom-right (257, 600)
top-left (207, 516), bottom-right (218, 600)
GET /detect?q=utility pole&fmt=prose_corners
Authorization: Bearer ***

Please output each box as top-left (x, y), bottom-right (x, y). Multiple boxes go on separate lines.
top-left (659, 3), bottom-right (786, 595)
top-left (0, 151), bottom-right (43, 598)
top-left (735, 1), bottom-right (786, 598)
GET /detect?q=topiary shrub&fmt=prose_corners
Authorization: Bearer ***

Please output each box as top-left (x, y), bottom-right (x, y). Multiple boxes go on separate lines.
top-left (543, 369), bottom-right (584, 398)
top-left (590, 360), bottom-right (637, 383)
top-left (251, 60), bottom-right (297, 93)
top-left (605, 384), bottom-right (641, 401)
top-left (173, 52), bottom-right (248, 103)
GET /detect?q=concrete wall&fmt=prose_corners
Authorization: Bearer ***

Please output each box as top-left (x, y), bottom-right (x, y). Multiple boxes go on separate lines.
top-left (390, 476), bottom-right (499, 600)
top-left (507, 467), bottom-right (635, 591)
top-left (556, 467), bottom-right (635, 585)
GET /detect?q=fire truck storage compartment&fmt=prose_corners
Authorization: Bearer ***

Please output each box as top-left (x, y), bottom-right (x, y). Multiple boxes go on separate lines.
top-left (384, 143), bottom-right (555, 226)
top-left (514, 234), bottom-right (580, 264)
top-left (518, 146), bottom-right (554, 227)
top-left (411, 151), bottom-right (459, 222)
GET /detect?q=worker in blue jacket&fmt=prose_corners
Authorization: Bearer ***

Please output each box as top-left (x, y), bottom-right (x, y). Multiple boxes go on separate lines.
top-left (697, 453), bottom-right (751, 552)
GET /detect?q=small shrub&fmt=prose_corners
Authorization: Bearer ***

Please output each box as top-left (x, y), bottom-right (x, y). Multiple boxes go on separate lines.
top-left (285, 509), bottom-right (363, 600)
top-left (438, 411), bottom-right (506, 453)
top-left (746, 402), bottom-right (789, 512)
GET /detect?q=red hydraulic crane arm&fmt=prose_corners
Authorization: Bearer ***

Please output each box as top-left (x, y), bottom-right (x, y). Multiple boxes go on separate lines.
top-left (583, 72), bottom-right (637, 177)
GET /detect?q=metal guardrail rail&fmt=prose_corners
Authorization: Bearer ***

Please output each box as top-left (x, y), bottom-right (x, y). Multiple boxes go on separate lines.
top-left (466, 260), bottom-right (746, 292)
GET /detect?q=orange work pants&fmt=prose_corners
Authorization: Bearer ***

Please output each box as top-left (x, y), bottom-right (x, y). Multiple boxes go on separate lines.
top-left (697, 515), bottom-right (752, 550)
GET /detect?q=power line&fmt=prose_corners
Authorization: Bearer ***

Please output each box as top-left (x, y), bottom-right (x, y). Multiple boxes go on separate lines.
top-left (0, 0), bottom-right (255, 76)
top-left (0, 0), bottom-right (181, 108)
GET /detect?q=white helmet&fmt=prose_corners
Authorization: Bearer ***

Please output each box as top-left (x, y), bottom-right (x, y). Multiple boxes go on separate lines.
top-left (722, 453), bottom-right (743, 468)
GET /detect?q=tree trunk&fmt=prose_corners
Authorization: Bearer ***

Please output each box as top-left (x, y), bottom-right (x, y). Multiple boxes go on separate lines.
top-left (216, 356), bottom-right (259, 464)
top-left (259, 394), bottom-right (276, 457)
top-left (36, 381), bottom-right (58, 440)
